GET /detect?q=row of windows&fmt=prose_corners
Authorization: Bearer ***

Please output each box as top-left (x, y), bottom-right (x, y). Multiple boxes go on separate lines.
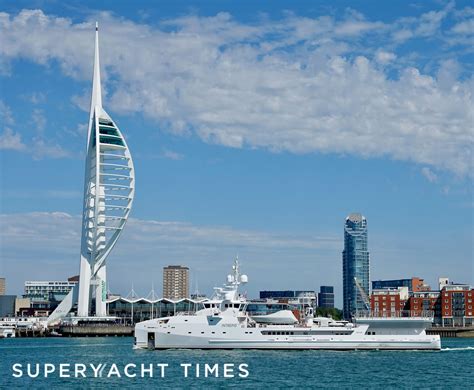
top-left (264, 331), bottom-right (295, 335)
top-left (262, 330), bottom-right (352, 336)
top-left (166, 331), bottom-right (235, 335)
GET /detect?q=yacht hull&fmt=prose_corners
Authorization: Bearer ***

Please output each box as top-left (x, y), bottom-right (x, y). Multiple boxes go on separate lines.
top-left (135, 325), bottom-right (441, 351)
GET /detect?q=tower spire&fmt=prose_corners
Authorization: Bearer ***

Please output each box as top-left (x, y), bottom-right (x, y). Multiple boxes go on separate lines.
top-left (90, 21), bottom-right (102, 112)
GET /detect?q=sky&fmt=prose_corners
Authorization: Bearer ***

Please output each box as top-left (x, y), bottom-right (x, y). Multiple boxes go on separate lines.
top-left (0, 0), bottom-right (473, 306)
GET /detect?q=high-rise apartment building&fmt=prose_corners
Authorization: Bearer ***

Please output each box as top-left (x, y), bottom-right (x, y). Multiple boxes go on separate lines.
top-left (163, 266), bottom-right (189, 300)
top-left (342, 213), bottom-right (370, 319)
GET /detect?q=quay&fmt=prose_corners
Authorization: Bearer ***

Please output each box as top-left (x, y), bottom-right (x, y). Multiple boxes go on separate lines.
top-left (59, 323), bottom-right (133, 337)
top-left (427, 327), bottom-right (474, 338)
top-left (14, 328), bottom-right (49, 338)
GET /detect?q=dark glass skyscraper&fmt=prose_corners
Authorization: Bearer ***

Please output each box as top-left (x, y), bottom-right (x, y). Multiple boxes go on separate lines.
top-left (343, 213), bottom-right (370, 319)
top-left (318, 286), bottom-right (335, 308)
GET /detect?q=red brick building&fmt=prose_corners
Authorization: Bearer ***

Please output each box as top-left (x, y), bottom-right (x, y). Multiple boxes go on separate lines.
top-left (439, 285), bottom-right (474, 327)
top-left (407, 291), bottom-right (440, 317)
top-left (370, 287), bottom-right (409, 317)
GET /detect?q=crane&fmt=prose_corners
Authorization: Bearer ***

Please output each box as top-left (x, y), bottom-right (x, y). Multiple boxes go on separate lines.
top-left (354, 277), bottom-right (371, 312)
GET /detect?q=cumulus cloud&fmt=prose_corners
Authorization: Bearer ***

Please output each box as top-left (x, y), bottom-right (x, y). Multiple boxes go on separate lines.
top-left (375, 50), bottom-right (396, 64)
top-left (0, 7), bottom-right (472, 176)
top-left (0, 128), bottom-right (27, 151)
top-left (0, 101), bottom-right (26, 150)
top-left (451, 18), bottom-right (474, 34)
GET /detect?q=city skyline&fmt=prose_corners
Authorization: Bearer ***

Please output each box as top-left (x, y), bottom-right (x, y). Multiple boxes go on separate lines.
top-left (0, 1), bottom-right (473, 306)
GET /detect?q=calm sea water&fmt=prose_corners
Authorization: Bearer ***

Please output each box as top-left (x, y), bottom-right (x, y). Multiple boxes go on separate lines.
top-left (1, 337), bottom-right (473, 388)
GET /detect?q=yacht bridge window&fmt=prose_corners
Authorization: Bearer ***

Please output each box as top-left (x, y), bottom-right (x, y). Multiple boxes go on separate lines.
top-left (245, 303), bottom-right (293, 315)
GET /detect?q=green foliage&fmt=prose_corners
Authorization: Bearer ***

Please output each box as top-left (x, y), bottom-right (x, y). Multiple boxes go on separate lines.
top-left (316, 307), bottom-right (343, 320)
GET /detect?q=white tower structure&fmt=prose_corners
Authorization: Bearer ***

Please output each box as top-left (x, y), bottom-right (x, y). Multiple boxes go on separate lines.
top-left (76, 23), bottom-right (135, 317)
top-left (47, 23), bottom-right (134, 324)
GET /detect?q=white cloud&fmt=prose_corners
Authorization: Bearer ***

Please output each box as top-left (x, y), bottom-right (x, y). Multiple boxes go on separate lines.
top-left (0, 128), bottom-right (27, 151)
top-left (375, 50), bottom-right (396, 64)
top-left (392, 1), bottom-right (454, 41)
top-left (32, 108), bottom-right (46, 133)
top-left (421, 167), bottom-right (438, 183)
top-left (451, 18), bottom-right (474, 34)
top-left (1, 211), bottom-right (471, 299)
top-left (0, 99), bottom-right (14, 125)
top-left (0, 212), bottom-right (340, 296)
top-left (0, 7), bottom-right (472, 176)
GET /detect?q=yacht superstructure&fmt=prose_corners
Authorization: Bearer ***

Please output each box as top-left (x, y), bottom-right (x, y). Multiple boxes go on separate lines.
top-left (134, 260), bottom-right (440, 350)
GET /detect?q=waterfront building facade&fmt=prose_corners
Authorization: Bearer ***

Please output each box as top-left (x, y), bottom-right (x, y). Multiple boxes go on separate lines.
top-left (407, 291), bottom-right (441, 318)
top-left (372, 277), bottom-right (430, 292)
top-left (439, 284), bottom-right (474, 327)
top-left (163, 266), bottom-right (189, 300)
top-left (370, 287), bottom-right (409, 317)
top-left (342, 213), bottom-right (370, 319)
top-left (0, 278), bottom-right (5, 295)
top-left (107, 296), bottom-right (205, 324)
top-left (24, 280), bottom-right (78, 300)
top-left (23, 280), bottom-right (78, 315)
top-left (318, 286), bottom-right (335, 308)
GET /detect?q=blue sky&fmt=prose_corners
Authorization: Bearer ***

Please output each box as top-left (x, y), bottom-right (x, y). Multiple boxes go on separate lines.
top-left (0, 0), bottom-right (472, 305)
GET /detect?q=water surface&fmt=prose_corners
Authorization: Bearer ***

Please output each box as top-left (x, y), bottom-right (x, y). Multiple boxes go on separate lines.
top-left (1, 337), bottom-right (473, 388)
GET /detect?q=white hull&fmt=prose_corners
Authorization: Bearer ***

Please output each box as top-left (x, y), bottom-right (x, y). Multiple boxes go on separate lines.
top-left (135, 317), bottom-right (441, 351)
top-left (144, 334), bottom-right (440, 350)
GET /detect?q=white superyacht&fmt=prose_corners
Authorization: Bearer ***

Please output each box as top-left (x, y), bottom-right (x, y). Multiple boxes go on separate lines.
top-left (134, 260), bottom-right (440, 350)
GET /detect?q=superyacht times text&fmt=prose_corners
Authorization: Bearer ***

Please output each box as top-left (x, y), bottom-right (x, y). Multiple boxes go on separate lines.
top-left (11, 362), bottom-right (250, 379)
